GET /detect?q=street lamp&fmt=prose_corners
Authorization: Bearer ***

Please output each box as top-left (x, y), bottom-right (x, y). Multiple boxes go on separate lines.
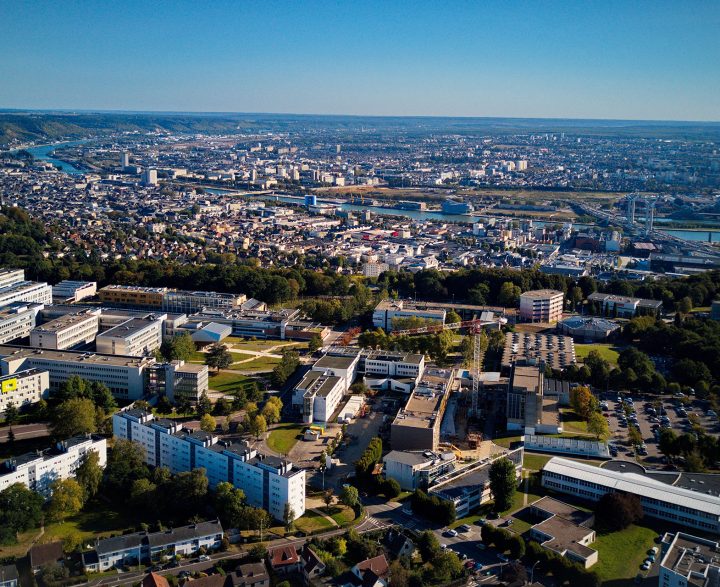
top-left (530, 561), bottom-right (540, 584)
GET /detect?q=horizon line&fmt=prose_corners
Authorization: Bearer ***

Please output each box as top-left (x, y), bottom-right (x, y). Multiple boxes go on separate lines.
top-left (0, 107), bottom-right (719, 126)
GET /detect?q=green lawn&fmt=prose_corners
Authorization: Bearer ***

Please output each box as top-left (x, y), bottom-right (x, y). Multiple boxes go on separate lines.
top-left (329, 505), bottom-right (356, 526)
top-left (560, 409), bottom-right (590, 434)
top-left (233, 356), bottom-right (281, 372)
top-left (208, 371), bottom-right (258, 394)
top-left (523, 453), bottom-right (552, 471)
top-left (575, 343), bottom-right (620, 366)
top-left (294, 509), bottom-right (335, 533)
top-left (267, 423), bottom-right (304, 454)
top-left (493, 436), bottom-right (522, 449)
top-left (591, 524), bottom-right (658, 584)
top-left (188, 350), bottom-right (207, 363)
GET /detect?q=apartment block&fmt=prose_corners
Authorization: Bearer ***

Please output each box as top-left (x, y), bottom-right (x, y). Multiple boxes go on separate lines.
top-left (519, 289), bottom-right (564, 323)
top-left (0, 369), bottom-right (49, 416)
top-left (0, 301), bottom-right (41, 344)
top-left (30, 310), bottom-right (99, 350)
top-left (0, 435), bottom-right (107, 497)
top-left (96, 316), bottom-right (163, 356)
top-left (113, 410), bottom-right (305, 521)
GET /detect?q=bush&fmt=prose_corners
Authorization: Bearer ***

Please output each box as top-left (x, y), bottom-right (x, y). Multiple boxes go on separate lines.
top-left (595, 492), bottom-right (643, 531)
top-left (410, 489), bottom-right (456, 525)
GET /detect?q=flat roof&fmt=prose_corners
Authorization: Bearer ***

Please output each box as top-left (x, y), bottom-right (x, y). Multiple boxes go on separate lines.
top-left (660, 533), bottom-right (720, 586)
top-left (100, 317), bottom-right (160, 338)
top-left (520, 289), bottom-right (564, 299)
top-left (34, 311), bottom-right (97, 333)
top-left (313, 354), bottom-right (358, 370)
top-left (0, 345), bottom-right (153, 368)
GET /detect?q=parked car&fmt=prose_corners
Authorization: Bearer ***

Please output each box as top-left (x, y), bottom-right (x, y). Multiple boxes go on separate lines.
top-left (458, 524), bottom-right (471, 532)
top-left (444, 529), bottom-right (458, 537)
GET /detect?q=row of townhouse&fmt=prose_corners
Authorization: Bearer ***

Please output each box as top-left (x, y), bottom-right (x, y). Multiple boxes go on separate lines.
top-left (82, 520), bottom-right (223, 572)
top-left (113, 410), bottom-right (305, 521)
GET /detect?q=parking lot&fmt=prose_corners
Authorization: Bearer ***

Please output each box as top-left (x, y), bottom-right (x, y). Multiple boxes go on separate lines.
top-left (604, 392), bottom-right (720, 466)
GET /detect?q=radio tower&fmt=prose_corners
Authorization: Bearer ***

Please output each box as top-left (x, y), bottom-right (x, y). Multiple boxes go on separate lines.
top-left (471, 323), bottom-right (483, 417)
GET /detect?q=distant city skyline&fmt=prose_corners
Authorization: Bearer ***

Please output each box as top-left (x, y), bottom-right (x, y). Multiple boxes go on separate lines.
top-left (0, 0), bottom-right (718, 122)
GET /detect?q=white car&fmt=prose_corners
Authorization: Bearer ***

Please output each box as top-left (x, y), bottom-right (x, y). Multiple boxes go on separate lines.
top-left (641, 561), bottom-right (651, 571)
top-left (445, 529), bottom-right (459, 537)
top-left (199, 554), bottom-right (211, 562)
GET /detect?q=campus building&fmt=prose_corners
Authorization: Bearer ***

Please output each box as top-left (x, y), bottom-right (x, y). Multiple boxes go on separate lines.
top-left (294, 371), bottom-right (345, 424)
top-left (0, 280), bottom-right (53, 307)
top-left (96, 316), bottom-right (163, 356)
top-left (658, 532), bottom-right (720, 587)
top-left (382, 450), bottom-right (457, 491)
top-left (51, 280), bottom-right (97, 303)
top-left (0, 301), bottom-right (41, 344)
top-left (542, 457), bottom-right (720, 534)
top-left (0, 369), bottom-right (49, 416)
top-left (557, 316), bottom-right (621, 342)
top-left (363, 350), bottom-right (425, 392)
top-left (506, 363), bottom-right (561, 434)
top-left (29, 310), bottom-right (99, 350)
top-left (587, 292), bottom-right (663, 317)
top-left (98, 285), bottom-right (167, 309)
top-left (519, 289), bottom-right (564, 323)
top-left (0, 435), bottom-right (107, 497)
top-left (372, 299), bottom-right (446, 332)
top-left (112, 410), bottom-right (305, 521)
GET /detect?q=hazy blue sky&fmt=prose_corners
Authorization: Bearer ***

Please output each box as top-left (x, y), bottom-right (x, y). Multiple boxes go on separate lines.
top-left (1, 0), bottom-right (718, 121)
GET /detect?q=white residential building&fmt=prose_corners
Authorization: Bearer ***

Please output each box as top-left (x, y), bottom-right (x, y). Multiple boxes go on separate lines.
top-left (112, 410), bottom-right (305, 521)
top-left (30, 311), bottom-right (99, 350)
top-left (0, 369), bottom-right (49, 416)
top-left (0, 435), bottom-right (107, 497)
top-left (96, 316), bottom-right (163, 356)
top-left (542, 457), bottom-right (720, 534)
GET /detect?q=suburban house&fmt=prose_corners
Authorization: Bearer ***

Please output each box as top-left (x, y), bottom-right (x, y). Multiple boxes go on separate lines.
top-left (268, 545), bottom-right (301, 575)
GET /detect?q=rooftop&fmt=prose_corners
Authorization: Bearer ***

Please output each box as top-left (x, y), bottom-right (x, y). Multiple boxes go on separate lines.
top-left (0, 345), bottom-right (154, 368)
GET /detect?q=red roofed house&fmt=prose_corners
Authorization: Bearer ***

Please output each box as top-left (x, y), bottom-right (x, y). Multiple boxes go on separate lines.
top-left (267, 545), bottom-right (301, 575)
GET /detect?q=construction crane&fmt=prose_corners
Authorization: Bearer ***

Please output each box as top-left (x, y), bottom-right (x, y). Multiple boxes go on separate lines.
top-left (392, 318), bottom-right (503, 417)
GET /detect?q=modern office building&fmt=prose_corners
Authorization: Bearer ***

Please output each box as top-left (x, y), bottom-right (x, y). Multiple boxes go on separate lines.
top-left (542, 457), bottom-right (720, 534)
top-left (658, 532), bottom-right (720, 587)
top-left (390, 369), bottom-right (453, 451)
top-left (82, 520), bottom-right (223, 572)
top-left (0, 435), bottom-right (107, 497)
top-left (372, 299), bottom-right (446, 332)
top-left (501, 332), bottom-right (575, 370)
top-left (0, 345), bottom-right (152, 400)
top-left (506, 363), bottom-right (561, 434)
top-left (0, 301), bottom-right (41, 344)
top-left (363, 350), bottom-right (425, 392)
top-left (162, 290), bottom-right (246, 313)
top-left (294, 370), bottom-right (345, 424)
top-left (96, 316), bottom-right (163, 356)
top-left (382, 450), bottom-right (457, 491)
top-left (0, 280), bottom-right (53, 307)
top-left (186, 308), bottom-right (327, 341)
top-left (519, 289), bottom-right (564, 323)
top-left (51, 280), bottom-right (97, 303)
top-left (165, 362), bottom-right (209, 405)
top-left (113, 410), bottom-right (305, 521)
top-left (29, 310), bottom-right (99, 350)
top-left (0, 369), bottom-right (49, 416)
top-left (311, 352), bottom-right (360, 392)
top-left (587, 292), bottom-right (663, 317)
top-left (98, 285), bottom-right (167, 309)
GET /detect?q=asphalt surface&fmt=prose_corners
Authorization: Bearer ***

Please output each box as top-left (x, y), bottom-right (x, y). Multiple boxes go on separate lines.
top-left (0, 422), bottom-right (49, 441)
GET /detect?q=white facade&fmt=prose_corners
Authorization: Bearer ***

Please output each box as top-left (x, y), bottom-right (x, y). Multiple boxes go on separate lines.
top-left (0, 281), bottom-right (53, 307)
top-left (0, 302), bottom-right (40, 344)
top-left (0, 369), bottom-right (49, 416)
top-left (294, 371), bottom-right (345, 424)
top-left (0, 269), bottom-right (25, 290)
top-left (0, 435), bottom-right (107, 497)
top-left (30, 311), bottom-right (99, 350)
top-left (113, 410), bottom-right (305, 521)
top-left (542, 457), bottom-right (720, 534)
top-left (659, 532), bottom-right (720, 587)
top-left (52, 280), bottom-right (97, 302)
top-left (519, 289), bottom-right (564, 323)
top-left (372, 300), bottom-right (446, 332)
top-left (96, 317), bottom-right (163, 356)
top-left (311, 352), bottom-right (360, 392)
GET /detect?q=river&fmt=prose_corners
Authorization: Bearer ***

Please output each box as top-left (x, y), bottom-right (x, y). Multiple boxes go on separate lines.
top-left (23, 141), bottom-right (87, 174)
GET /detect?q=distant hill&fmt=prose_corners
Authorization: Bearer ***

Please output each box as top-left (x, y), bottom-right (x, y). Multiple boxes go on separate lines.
top-left (1, 110), bottom-right (719, 146)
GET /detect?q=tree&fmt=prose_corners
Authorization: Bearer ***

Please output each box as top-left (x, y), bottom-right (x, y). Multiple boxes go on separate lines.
top-left (261, 402), bottom-right (281, 424)
top-left (677, 296), bottom-right (693, 315)
top-left (570, 386), bottom-right (597, 421)
top-left (308, 333), bottom-right (323, 353)
top-left (3, 401), bottom-right (19, 425)
top-left (197, 391), bottom-right (213, 417)
top-left (47, 478), bottom-right (84, 522)
top-left (200, 413), bottom-right (217, 433)
top-left (214, 482), bottom-right (247, 528)
top-left (53, 398), bottom-right (96, 438)
top-left (595, 492), bottom-right (643, 531)
top-left (446, 310), bottom-right (462, 324)
top-left (340, 485), bottom-right (359, 508)
top-left (283, 503), bottom-right (296, 531)
top-left (489, 457), bottom-right (517, 512)
top-left (272, 349), bottom-right (300, 387)
top-left (205, 343), bottom-right (233, 373)
top-left (382, 478), bottom-right (401, 498)
top-left (56, 374), bottom-right (90, 402)
top-left (249, 414), bottom-right (267, 439)
top-left (129, 478), bottom-right (157, 510)
top-left (498, 281), bottom-right (522, 307)
top-left (105, 439), bottom-right (148, 494)
top-left (0, 483), bottom-right (44, 543)
top-left (75, 450), bottom-right (103, 500)
top-left (659, 428), bottom-right (679, 459)
top-left (323, 489), bottom-right (334, 512)
top-left (160, 332), bottom-right (196, 362)
top-left (588, 412), bottom-right (610, 440)
top-left (417, 530), bottom-right (441, 562)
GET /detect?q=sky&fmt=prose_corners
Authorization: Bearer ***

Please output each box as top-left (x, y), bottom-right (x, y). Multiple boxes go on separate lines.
top-left (0, 0), bottom-right (719, 121)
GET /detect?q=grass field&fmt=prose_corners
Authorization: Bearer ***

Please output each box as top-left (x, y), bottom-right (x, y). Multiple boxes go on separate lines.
top-left (208, 371), bottom-right (258, 394)
top-left (188, 350), bottom-right (207, 364)
top-left (228, 339), bottom-right (307, 352)
top-left (267, 423), bottom-right (304, 454)
top-left (575, 343), bottom-right (620, 366)
top-left (492, 436), bottom-right (522, 449)
top-left (329, 505), bottom-right (356, 526)
top-left (591, 524), bottom-right (657, 584)
top-left (233, 356), bottom-right (281, 372)
top-left (523, 452), bottom-right (605, 471)
top-left (294, 509), bottom-right (335, 533)
top-left (560, 409), bottom-right (590, 434)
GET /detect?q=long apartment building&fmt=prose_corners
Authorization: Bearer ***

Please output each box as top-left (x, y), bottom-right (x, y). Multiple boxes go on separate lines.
top-left (519, 289), bottom-right (564, 323)
top-left (0, 301), bottom-right (42, 344)
top-left (390, 368), bottom-right (453, 451)
top-left (542, 457), bottom-right (720, 534)
top-left (96, 316), bottom-right (163, 356)
top-left (98, 285), bottom-right (247, 314)
top-left (29, 310), bottom-right (99, 350)
top-left (113, 410), bottom-right (305, 521)
top-left (0, 435), bottom-right (107, 497)
top-left (0, 369), bottom-right (49, 416)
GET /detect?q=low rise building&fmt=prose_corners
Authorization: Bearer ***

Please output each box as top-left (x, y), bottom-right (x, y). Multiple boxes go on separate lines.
top-left (98, 285), bottom-right (167, 309)
top-left (96, 316), bottom-right (163, 356)
top-left (507, 363), bottom-right (561, 434)
top-left (0, 280), bottom-right (53, 307)
top-left (658, 532), bottom-right (720, 587)
top-left (372, 299), bottom-right (446, 332)
top-left (311, 352), bottom-right (360, 392)
top-left (363, 350), bottom-right (425, 392)
top-left (0, 368), bottom-right (49, 416)
top-left (112, 410), bottom-right (305, 521)
top-left (52, 280), bottom-right (97, 303)
top-left (382, 450), bottom-right (456, 491)
top-left (30, 310), bottom-right (99, 350)
top-left (0, 301), bottom-right (41, 344)
top-left (557, 316), bottom-right (620, 342)
top-left (587, 292), bottom-right (663, 317)
top-left (0, 435), bottom-right (107, 497)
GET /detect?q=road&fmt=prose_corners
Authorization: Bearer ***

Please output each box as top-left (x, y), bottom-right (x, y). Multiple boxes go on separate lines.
top-left (0, 422), bottom-right (49, 441)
